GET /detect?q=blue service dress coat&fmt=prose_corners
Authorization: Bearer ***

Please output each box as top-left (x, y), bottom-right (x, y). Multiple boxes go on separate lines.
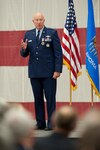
top-left (20, 27), bottom-right (63, 77)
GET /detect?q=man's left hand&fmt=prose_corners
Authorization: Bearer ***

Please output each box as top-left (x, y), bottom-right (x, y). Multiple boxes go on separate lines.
top-left (53, 72), bottom-right (60, 79)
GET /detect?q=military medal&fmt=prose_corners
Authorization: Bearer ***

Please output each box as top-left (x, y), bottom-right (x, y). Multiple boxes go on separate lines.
top-left (46, 43), bottom-right (50, 47)
top-left (41, 38), bottom-right (45, 45)
top-left (41, 41), bottom-right (45, 45)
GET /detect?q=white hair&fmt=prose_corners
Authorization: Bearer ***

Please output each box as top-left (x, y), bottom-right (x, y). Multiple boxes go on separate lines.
top-left (0, 98), bottom-right (9, 121)
top-left (0, 123), bottom-right (14, 150)
top-left (4, 106), bottom-right (34, 140)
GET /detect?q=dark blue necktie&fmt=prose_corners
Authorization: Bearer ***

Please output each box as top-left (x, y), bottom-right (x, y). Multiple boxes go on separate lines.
top-left (37, 30), bottom-right (40, 43)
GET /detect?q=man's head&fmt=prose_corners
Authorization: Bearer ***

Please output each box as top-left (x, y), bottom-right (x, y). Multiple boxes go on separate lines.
top-left (54, 106), bottom-right (77, 135)
top-left (32, 12), bottom-right (45, 30)
top-left (80, 125), bottom-right (100, 150)
top-left (4, 105), bottom-right (34, 148)
top-left (0, 98), bottom-right (10, 121)
top-left (0, 124), bottom-right (14, 150)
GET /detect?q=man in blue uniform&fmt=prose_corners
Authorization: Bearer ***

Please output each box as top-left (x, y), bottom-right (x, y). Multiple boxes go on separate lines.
top-left (20, 12), bottom-right (63, 130)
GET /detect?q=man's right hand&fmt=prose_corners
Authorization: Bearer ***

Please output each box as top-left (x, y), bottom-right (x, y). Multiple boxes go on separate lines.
top-left (21, 39), bottom-right (28, 50)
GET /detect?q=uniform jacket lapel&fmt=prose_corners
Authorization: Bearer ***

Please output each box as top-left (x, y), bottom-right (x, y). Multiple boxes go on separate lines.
top-left (32, 29), bottom-right (37, 43)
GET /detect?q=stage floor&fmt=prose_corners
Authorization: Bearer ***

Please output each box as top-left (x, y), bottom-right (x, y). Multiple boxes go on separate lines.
top-left (34, 119), bottom-right (84, 138)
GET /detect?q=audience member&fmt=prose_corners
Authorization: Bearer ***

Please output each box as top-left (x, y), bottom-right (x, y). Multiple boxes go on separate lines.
top-left (0, 99), bottom-right (14, 150)
top-left (77, 108), bottom-right (100, 137)
top-left (34, 106), bottom-right (78, 150)
top-left (0, 123), bottom-right (14, 150)
top-left (4, 104), bottom-right (34, 150)
top-left (0, 98), bottom-right (10, 121)
top-left (78, 108), bottom-right (100, 150)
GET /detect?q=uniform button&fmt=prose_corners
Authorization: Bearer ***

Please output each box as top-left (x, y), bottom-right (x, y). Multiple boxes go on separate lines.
top-left (36, 46), bottom-right (38, 48)
top-left (36, 58), bottom-right (39, 60)
top-left (36, 52), bottom-right (38, 54)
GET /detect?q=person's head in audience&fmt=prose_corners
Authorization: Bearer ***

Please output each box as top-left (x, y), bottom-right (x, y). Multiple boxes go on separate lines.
top-left (0, 123), bottom-right (15, 150)
top-left (79, 108), bottom-right (100, 150)
top-left (0, 99), bottom-right (14, 150)
top-left (83, 108), bottom-right (100, 126)
top-left (53, 106), bottom-right (77, 136)
top-left (4, 104), bottom-right (34, 149)
top-left (78, 108), bottom-right (100, 138)
top-left (0, 98), bottom-right (10, 121)
top-left (80, 124), bottom-right (100, 150)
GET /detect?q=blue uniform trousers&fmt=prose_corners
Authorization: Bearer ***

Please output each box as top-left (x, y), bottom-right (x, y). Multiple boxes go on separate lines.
top-left (30, 77), bottom-right (56, 129)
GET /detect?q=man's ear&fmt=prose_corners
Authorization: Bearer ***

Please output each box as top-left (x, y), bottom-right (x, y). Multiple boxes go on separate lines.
top-left (32, 19), bottom-right (34, 23)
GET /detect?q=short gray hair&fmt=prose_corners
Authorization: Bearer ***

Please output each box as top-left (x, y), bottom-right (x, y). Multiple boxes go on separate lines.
top-left (0, 123), bottom-right (14, 150)
top-left (0, 98), bottom-right (9, 121)
top-left (4, 105), bottom-right (34, 141)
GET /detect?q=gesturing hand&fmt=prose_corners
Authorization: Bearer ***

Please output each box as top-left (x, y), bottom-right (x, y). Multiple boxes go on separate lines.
top-left (21, 39), bottom-right (28, 50)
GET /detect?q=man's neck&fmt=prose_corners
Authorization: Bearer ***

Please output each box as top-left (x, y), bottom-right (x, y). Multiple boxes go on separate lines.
top-left (36, 26), bottom-right (44, 31)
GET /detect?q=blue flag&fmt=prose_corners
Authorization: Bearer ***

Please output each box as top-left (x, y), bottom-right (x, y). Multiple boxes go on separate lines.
top-left (86, 0), bottom-right (100, 97)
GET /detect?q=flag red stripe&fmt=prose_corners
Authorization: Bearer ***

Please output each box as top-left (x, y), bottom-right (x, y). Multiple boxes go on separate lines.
top-left (62, 37), bottom-right (79, 74)
top-left (63, 53), bottom-right (77, 79)
top-left (71, 79), bottom-right (76, 87)
top-left (63, 55), bottom-right (70, 66)
top-left (70, 37), bottom-right (80, 73)
top-left (71, 66), bottom-right (77, 78)
top-left (70, 48), bottom-right (78, 73)
top-left (62, 42), bottom-right (70, 54)
top-left (63, 32), bottom-right (70, 43)
top-left (62, 43), bottom-right (78, 76)
top-left (71, 64), bottom-right (77, 79)
top-left (71, 30), bottom-right (81, 66)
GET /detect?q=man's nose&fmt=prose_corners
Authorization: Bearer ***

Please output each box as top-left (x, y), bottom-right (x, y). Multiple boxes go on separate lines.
top-left (37, 20), bottom-right (41, 23)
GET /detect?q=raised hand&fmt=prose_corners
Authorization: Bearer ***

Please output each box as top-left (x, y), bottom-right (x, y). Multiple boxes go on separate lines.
top-left (21, 39), bottom-right (28, 50)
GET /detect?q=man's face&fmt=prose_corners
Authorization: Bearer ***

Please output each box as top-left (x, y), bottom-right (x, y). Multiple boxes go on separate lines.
top-left (33, 13), bottom-right (45, 30)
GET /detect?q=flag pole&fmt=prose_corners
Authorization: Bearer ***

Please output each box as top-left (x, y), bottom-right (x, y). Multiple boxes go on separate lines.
top-left (69, 69), bottom-right (72, 106)
top-left (91, 85), bottom-right (94, 107)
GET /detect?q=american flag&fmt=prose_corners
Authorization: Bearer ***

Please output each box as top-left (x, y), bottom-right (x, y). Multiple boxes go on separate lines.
top-left (62, 0), bottom-right (81, 90)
